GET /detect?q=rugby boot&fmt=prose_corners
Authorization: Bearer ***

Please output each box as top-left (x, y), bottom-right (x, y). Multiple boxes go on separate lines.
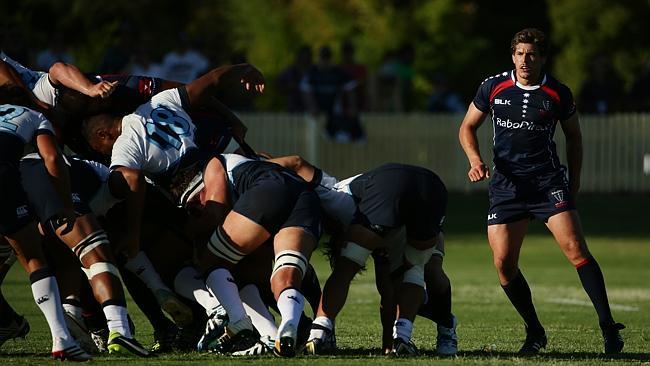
top-left (0, 314), bottom-right (29, 348)
top-left (518, 327), bottom-right (547, 354)
top-left (64, 311), bottom-right (96, 354)
top-left (52, 338), bottom-right (92, 362)
top-left (232, 336), bottom-right (272, 356)
top-left (390, 337), bottom-right (420, 357)
top-left (273, 320), bottom-right (298, 357)
top-left (602, 322), bottom-right (625, 354)
top-left (154, 289), bottom-right (193, 327)
top-left (197, 312), bottom-right (229, 351)
top-left (107, 330), bottom-right (150, 357)
top-left (436, 314), bottom-right (458, 356)
top-left (90, 328), bottom-right (108, 353)
top-left (209, 316), bottom-right (260, 354)
top-left (151, 322), bottom-right (178, 353)
top-left (304, 324), bottom-right (336, 355)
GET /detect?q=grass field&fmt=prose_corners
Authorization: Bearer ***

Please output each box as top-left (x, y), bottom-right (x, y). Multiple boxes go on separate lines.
top-left (1, 193), bottom-right (648, 365)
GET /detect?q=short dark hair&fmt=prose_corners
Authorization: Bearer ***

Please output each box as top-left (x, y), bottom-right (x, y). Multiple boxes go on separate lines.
top-left (510, 28), bottom-right (548, 57)
top-left (0, 84), bottom-right (35, 109)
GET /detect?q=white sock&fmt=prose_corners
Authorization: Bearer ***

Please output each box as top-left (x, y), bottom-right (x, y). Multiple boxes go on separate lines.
top-left (173, 266), bottom-right (222, 316)
top-left (276, 288), bottom-right (304, 338)
top-left (205, 268), bottom-right (247, 324)
top-left (393, 318), bottom-right (413, 342)
top-left (29, 269), bottom-right (73, 348)
top-left (62, 296), bottom-right (83, 322)
top-left (124, 251), bottom-right (170, 293)
top-left (103, 304), bottom-right (132, 338)
top-left (309, 316), bottom-right (334, 340)
top-left (240, 284), bottom-right (277, 340)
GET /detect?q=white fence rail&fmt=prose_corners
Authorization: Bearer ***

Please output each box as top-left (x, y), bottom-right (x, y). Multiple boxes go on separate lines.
top-left (239, 113), bottom-right (650, 193)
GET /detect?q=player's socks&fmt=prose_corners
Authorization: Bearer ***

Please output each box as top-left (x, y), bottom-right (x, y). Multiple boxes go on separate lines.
top-left (124, 251), bottom-right (171, 293)
top-left (62, 296), bottom-right (84, 320)
top-left (301, 265), bottom-right (322, 314)
top-left (276, 288), bottom-right (304, 338)
top-left (205, 268), bottom-right (247, 325)
top-left (393, 318), bottom-right (413, 342)
top-left (102, 301), bottom-right (132, 338)
top-left (575, 257), bottom-right (615, 326)
top-left (30, 268), bottom-right (74, 343)
top-left (501, 270), bottom-right (544, 334)
top-left (174, 266), bottom-right (221, 316)
top-left (430, 286), bottom-right (454, 328)
top-left (309, 316), bottom-right (333, 340)
top-left (120, 267), bottom-right (170, 329)
top-left (240, 284), bottom-right (277, 341)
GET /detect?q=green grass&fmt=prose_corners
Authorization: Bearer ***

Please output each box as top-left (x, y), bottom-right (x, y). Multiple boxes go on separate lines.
top-left (1, 193), bottom-right (649, 365)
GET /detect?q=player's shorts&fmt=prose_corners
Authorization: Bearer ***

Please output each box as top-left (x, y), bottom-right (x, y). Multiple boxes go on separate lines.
top-left (349, 163), bottom-right (447, 240)
top-left (231, 161), bottom-right (321, 238)
top-left (0, 164), bottom-right (33, 235)
top-left (20, 157), bottom-right (100, 225)
top-left (487, 167), bottom-right (575, 225)
top-left (32, 74), bottom-right (58, 107)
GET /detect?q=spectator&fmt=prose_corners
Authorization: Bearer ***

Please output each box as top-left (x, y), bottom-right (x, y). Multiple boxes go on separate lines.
top-left (158, 33), bottom-right (209, 84)
top-left (276, 45), bottom-right (312, 112)
top-left (301, 46), bottom-right (365, 143)
top-left (339, 40), bottom-right (368, 111)
top-left (427, 73), bottom-right (464, 113)
top-left (578, 55), bottom-right (623, 114)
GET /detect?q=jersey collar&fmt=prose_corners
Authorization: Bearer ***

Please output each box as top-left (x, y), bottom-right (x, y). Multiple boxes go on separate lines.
top-left (510, 70), bottom-right (546, 90)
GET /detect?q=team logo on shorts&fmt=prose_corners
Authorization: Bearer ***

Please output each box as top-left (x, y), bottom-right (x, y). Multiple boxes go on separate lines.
top-left (550, 190), bottom-right (568, 208)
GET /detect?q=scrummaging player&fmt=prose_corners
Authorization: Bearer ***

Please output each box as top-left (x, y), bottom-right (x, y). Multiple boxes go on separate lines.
top-left (0, 237), bottom-right (29, 348)
top-left (82, 64), bottom-right (322, 357)
top-left (458, 28), bottom-right (624, 354)
top-left (19, 153), bottom-right (150, 357)
top-left (270, 156), bottom-right (447, 356)
top-left (0, 52), bottom-right (117, 110)
top-left (373, 228), bottom-right (457, 356)
top-left (0, 85), bottom-right (90, 361)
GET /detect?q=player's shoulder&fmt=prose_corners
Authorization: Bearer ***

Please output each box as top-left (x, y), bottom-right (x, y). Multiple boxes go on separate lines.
top-left (543, 73), bottom-right (573, 95)
top-left (479, 70), bottom-right (512, 88)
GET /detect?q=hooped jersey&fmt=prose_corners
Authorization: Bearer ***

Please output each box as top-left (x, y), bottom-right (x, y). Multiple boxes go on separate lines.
top-left (473, 70), bottom-right (576, 176)
top-left (110, 89), bottom-right (197, 181)
top-left (0, 104), bottom-right (54, 164)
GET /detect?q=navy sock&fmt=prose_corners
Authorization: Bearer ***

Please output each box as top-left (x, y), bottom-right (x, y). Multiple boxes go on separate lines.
top-left (576, 257), bottom-right (615, 327)
top-left (502, 270), bottom-right (544, 334)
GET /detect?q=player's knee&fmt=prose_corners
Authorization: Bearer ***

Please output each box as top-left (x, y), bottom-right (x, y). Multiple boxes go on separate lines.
top-left (340, 241), bottom-right (372, 268)
top-left (72, 230), bottom-right (110, 265)
top-left (494, 257), bottom-right (517, 277)
top-left (84, 262), bottom-right (122, 282)
top-left (403, 264), bottom-right (425, 288)
top-left (206, 226), bottom-right (245, 266)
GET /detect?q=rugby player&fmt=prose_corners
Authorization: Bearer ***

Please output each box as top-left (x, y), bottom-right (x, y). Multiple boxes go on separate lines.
top-left (458, 28), bottom-right (624, 354)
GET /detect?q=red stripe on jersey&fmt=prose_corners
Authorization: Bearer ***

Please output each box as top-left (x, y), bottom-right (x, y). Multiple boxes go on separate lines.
top-left (489, 79), bottom-right (515, 103)
top-left (541, 85), bottom-right (561, 105)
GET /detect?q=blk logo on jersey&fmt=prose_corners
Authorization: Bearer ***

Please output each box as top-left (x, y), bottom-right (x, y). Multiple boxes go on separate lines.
top-left (494, 98), bottom-right (511, 105)
top-left (487, 213), bottom-right (498, 221)
top-left (550, 190), bottom-right (568, 208)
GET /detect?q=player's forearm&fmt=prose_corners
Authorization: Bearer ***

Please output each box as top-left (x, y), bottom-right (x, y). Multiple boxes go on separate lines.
top-left (48, 62), bottom-right (95, 96)
top-left (459, 125), bottom-right (484, 165)
top-left (116, 168), bottom-right (147, 258)
top-left (565, 136), bottom-right (583, 189)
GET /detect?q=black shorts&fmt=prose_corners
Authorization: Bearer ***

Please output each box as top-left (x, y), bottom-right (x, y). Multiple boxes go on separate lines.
top-left (0, 164), bottom-right (33, 235)
top-left (349, 163), bottom-right (447, 240)
top-left (487, 168), bottom-right (575, 225)
top-left (231, 161), bottom-right (321, 238)
top-left (20, 157), bottom-right (100, 224)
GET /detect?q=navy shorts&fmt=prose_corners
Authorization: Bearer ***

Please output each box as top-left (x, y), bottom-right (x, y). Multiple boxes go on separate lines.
top-left (0, 164), bottom-right (33, 235)
top-left (20, 157), bottom-right (100, 225)
top-left (349, 163), bottom-right (447, 240)
top-left (487, 168), bottom-right (575, 225)
top-left (232, 161), bottom-right (321, 238)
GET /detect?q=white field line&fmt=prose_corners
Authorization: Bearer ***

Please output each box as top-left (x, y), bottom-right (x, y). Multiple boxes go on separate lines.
top-left (547, 298), bottom-right (639, 312)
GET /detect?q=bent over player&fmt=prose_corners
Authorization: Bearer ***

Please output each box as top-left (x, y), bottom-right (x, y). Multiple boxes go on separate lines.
top-left (458, 28), bottom-right (624, 354)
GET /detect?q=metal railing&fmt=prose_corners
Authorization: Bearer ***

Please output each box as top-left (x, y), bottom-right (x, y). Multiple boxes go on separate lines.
top-left (240, 113), bottom-right (650, 192)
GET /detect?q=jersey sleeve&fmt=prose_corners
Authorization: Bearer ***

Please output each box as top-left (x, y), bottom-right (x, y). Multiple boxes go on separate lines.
top-left (109, 123), bottom-right (146, 170)
top-left (150, 88), bottom-right (185, 110)
top-left (31, 111), bottom-right (55, 136)
top-left (558, 84), bottom-right (577, 121)
top-left (472, 78), bottom-right (493, 113)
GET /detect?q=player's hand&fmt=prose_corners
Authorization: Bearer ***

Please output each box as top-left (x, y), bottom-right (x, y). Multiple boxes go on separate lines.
top-left (227, 64), bottom-right (265, 93)
top-left (87, 81), bottom-right (118, 98)
top-left (468, 161), bottom-right (490, 182)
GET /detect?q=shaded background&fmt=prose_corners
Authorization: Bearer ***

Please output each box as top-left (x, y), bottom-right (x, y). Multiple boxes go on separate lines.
top-left (3, 0), bottom-right (650, 112)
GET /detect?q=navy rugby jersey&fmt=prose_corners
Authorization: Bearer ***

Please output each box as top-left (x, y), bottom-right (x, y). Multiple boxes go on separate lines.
top-left (473, 70), bottom-right (576, 176)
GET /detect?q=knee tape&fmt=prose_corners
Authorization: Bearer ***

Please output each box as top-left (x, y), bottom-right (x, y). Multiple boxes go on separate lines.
top-left (340, 241), bottom-right (372, 267)
top-left (207, 227), bottom-right (245, 264)
top-left (272, 250), bottom-right (308, 279)
top-left (71, 230), bottom-right (110, 261)
top-left (404, 245), bottom-right (434, 266)
top-left (403, 264), bottom-right (425, 288)
top-left (86, 262), bottom-right (122, 281)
